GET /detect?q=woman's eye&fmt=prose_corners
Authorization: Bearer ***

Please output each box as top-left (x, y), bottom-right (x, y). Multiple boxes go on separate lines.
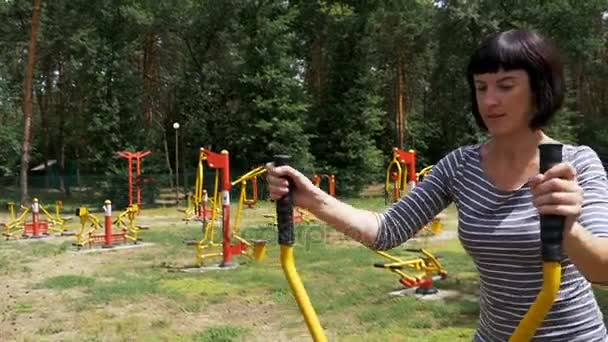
top-left (498, 83), bottom-right (514, 90)
top-left (475, 86), bottom-right (487, 92)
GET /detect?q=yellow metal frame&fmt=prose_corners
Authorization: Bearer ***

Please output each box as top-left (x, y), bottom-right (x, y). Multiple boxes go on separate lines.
top-left (182, 154), bottom-right (221, 223)
top-left (73, 207), bottom-right (103, 248)
top-left (509, 263), bottom-right (561, 341)
top-left (417, 165), bottom-right (434, 180)
top-left (385, 153), bottom-right (404, 199)
top-left (374, 249), bottom-right (447, 287)
top-left (191, 165), bottom-right (271, 266)
top-left (187, 152), bottom-right (226, 266)
top-left (230, 166), bottom-right (269, 262)
top-left (384, 148), bottom-right (435, 203)
top-left (280, 245), bottom-right (328, 342)
top-left (1, 202), bottom-right (30, 239)
top-left (115, 204), bottom-right (148, 243)
top-left (39, 200), bottom-right (72, 235)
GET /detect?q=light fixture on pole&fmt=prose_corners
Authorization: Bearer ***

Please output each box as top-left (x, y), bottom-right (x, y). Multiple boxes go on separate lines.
top-left (173, 122), bottom-right (180, 206)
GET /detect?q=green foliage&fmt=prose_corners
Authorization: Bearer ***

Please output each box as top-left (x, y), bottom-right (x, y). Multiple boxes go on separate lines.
top-left (0, 125), bottom-right (21, 176)
top-left (0, 0), bottom-right (606, 197)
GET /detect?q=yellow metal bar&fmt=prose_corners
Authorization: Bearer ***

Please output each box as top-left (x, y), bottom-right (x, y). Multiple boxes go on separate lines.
top-left (385, 157), bottom-right (402, 199)
top-left (73, 207), bottom-right (102, 247)
top-left (509, 262), bottom-right (561, 341)
top-left (195, 157), bottom-right (204, 204)
top-left (233, 182), bottom-right (246, 235)
top-left (417, 165), bottom-right (434, 180)
top-left (280, 245), bottom-right (328, 342)
top-left (231, 166), bottom-right (266, 186)
top-left (375, 250), bottom-right (404, 264)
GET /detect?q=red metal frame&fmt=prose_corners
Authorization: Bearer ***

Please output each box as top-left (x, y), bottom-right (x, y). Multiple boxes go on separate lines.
top-left (200, 147), bottom-right (246, 267)
top-left (244, 177), bottom-right (259, 208)
top-left (394, 148), bottom-right (417, 184)
top-left (313, 174), bottom-right (336, 197)
top-left (23, 199), bottom-right (49, 238)
top-left (117, 150), bottom-right (152, 207)
top-left (91, 200), bottom-right (126, 247)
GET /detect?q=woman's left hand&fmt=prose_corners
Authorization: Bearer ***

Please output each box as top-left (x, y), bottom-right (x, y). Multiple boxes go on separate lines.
top-left (530, 163), bottom-right (583, 230)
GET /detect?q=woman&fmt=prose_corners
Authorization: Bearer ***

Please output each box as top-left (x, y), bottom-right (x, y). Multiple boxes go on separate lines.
top-left (266, 29), bottom-right (608, 341)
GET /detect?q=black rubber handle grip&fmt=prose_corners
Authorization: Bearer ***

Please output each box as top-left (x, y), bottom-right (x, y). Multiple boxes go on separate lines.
top-left (274, 154), bottom-right (294, 246)
top-left (538, 143), bottom-right (565, 262)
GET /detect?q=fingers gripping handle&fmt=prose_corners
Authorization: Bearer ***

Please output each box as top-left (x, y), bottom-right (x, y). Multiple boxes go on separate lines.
top-left (538, 143), bottom-right (565, 262)
top-left (274, 155), bottom-right (295, 246)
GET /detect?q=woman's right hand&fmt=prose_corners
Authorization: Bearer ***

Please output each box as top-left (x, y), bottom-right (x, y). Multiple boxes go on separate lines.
top-left (265, 163), bottom-right (320, 210)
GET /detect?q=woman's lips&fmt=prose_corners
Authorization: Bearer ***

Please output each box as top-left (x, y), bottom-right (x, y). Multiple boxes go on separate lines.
top-left (486, 113), bottom-right (506, 119)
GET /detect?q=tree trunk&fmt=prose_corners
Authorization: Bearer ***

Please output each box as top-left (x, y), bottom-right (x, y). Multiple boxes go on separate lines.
top-left (20, 0), bottom-right (42, 204)
top-left (307, 35), bottom-right (327, 102)
top-left (395, 49), bottom-right (405, 149)
top-left (142, 32), bottom-right (159, 128)
top-left (56, 57), bottom-right (68, 194)
top-left (39, 58), bottom-right (51, 188)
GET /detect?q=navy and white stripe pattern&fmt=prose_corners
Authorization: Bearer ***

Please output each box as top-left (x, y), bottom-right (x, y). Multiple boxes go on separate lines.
top-left (373, 144), bottom-right (608, 341)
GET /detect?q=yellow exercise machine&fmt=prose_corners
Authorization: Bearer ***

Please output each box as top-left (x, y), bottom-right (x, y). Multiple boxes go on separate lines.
top-left (115, 204), bottom-right (149, 243)
top-left (385, 148), bottom-right (417, 203)
top-left (510, 143), bottom-right (565, 341)
top-left (181, 150), bottom-right (221, 223)
top-left (274, 154), bottom-right (327, 342)
top-left (184, 148), bottom-right (224, 265)
top-left (233, 166), bottom-right (266, 209)
top-left (230, 165), bottom-right (269, 261)
top-left (73, 206), bottom-right (103, 248)
top-left (373, 248), bottom-right (447, 294)
top-left (1, 202), bottom-right (30, 240)
top-left (385, 147), bottom-right (435, 204)
top-left (39, 200), bottom-right (73, 235)
top-left (185, 148), bottom-right (266, 267)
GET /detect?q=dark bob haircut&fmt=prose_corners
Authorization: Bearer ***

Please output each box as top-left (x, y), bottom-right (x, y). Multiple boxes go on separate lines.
top-left (467, 29), bottom-right (565, 131)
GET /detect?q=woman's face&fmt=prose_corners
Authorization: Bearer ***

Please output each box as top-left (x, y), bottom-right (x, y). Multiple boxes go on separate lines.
top-left (473, 69), bottom-right (535, 136)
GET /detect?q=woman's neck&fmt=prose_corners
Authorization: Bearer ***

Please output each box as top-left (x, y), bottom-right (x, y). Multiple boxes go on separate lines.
top-left (486, 129), bottom-right (546, 163)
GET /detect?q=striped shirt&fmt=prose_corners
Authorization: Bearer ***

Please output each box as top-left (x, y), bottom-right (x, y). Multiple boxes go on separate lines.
top-left (373, 143), bottom-right (608, 341)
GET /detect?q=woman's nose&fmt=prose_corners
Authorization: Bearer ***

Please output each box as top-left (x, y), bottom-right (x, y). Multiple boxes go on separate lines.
top-left (481, 88), bottom-right (500, 107)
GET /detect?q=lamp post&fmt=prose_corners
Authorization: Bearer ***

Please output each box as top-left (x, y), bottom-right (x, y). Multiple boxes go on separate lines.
top-left (173, 122), bottom-right (180, 206)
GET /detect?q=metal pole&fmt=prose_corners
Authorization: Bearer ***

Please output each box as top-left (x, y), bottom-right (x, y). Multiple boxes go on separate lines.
top-left (173, 122), bottom-right (180, 206)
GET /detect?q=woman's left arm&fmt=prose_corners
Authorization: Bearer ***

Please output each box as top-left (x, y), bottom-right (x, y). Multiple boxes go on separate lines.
top-left (563, 223), bottom-right (608, 283)
top-left (532, 146), bottom-right (608, 283)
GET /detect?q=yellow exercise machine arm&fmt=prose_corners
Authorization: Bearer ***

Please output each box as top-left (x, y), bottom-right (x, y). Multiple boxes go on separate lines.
top-left (274, 155), bottom-right (327, 342)
top-left (510, 143), bottom-right (565, 341)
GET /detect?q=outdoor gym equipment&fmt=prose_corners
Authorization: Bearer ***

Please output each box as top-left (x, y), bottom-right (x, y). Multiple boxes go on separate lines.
top-left (232, 166), bottom-right (268, 233)
top-left (73, 200), bottom-right (136, 249)
top-left (312, 174), bottom-right (336, 197)
top-left (115, 204), bottom-right (149, 243)
top-left (385, 147), bottom-right (417, 203)
top-left (73, 205), bottom-right (103, 248)
top-left (233, 166), bottom-right (266, 209)
top-left (385, 148), bottom-right (435, 204)
top-left (373, 248), bottom-right (447, 294)
top-left (39, 200), bottom-right (73, 236)
top-left (22, 198), bottom-right (50, 238)
top-left (1, 202), bottom-right (30, 240)
top-left (181, 149), bottom-right (220, 222)
top-left (510, 143), bottom-right (564, 341)
top-left (185, 147), bottom-right (265, 267)
top-left (274, 154), bottom-right (327, 342)
top-left (117, 150), bottom-right (152, 208)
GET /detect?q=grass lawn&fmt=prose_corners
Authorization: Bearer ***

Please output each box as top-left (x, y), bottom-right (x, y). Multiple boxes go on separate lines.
top-left (0, 196), bottom-right (606, 341)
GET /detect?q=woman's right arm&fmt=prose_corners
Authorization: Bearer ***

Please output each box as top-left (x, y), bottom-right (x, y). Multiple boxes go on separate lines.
top-left (266, 164), bottom-right (380, 246)
top-left (266, 150), bottom-right (458, 251)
